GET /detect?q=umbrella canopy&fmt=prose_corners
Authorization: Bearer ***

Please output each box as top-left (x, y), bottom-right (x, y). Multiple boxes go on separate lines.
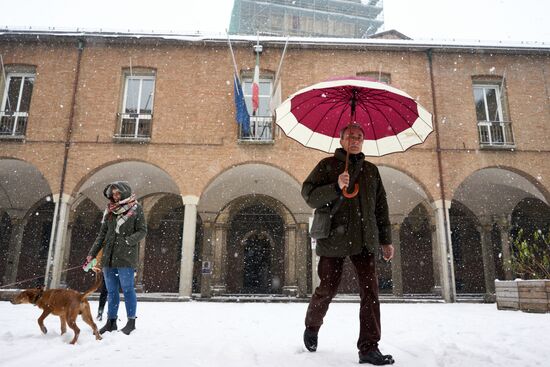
top-left (275, 77), bottom-right (433, 156)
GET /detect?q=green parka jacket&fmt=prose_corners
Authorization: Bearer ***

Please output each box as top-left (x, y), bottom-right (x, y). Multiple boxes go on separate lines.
top-left (302, 148), bottom-right (391, 257)
top-left (88, 181), bottom-right (147, 268)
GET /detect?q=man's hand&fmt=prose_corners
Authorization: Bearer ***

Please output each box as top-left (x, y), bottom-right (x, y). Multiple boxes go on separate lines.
top-left (381, 244), bottom-right (394, 261)
top-left (338, 172), bottom-right (350, 190)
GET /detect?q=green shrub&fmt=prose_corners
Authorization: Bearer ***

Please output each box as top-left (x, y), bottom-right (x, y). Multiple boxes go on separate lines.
top-left (510, 229), bottom-right (550, 279)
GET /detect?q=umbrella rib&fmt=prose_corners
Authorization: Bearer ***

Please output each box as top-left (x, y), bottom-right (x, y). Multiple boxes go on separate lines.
top-left (367, 97), bottom-right (428, 145)
top-left (284, 92), bottom-right (336, 136)
top-left (306, 98), bottom-right (350, 149)
top-left (327, 100), bottom-right (351, 152)
top-left (356, 99), bottom-right (382, 156)
top-left (357, 97), bottom-right (411, 152)
top-left (284, 88), bottom-right (351, 145)
top-left (360, 97), bottom-right (410, 155)
top-left (365, 91), bottom-right (433, 132)
top-left (358, 91), bottom-right (431, 145)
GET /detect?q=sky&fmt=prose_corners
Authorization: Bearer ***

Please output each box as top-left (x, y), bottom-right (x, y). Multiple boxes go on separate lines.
top-left (2, 301), bottom-right (549, 366)
top-left (0, 0), bottom-right (549, 43)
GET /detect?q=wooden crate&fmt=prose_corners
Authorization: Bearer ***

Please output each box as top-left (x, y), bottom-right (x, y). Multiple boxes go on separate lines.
top-left (518, 280), bottom-right (550, 313)
top-left (495, 280), bottom-right (519, 310)
top-left (495, 280), bottom-right (550, 313)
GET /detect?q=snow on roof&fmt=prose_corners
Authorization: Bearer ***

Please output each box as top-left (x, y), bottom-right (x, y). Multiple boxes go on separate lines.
top-left (1, 26), bottom-right (549, 52)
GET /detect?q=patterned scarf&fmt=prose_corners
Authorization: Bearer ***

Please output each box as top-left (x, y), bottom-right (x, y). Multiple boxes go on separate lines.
top-left (102, 193), bottom-right (137, 233)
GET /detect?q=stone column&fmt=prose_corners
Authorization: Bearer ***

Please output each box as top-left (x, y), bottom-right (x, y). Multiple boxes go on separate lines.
top-left (178, 195), bottom-right (199, 298)
top-left (478, 218), bottom-right (496, 301)
top-left (211, 220), bottom-right (228, 295)
top-left (4, 215), bottom-right (26, 285)
top-left (296, 222), bottom-right (309, 297)
top-left (59, 221), bottom-right (74, 288)
top-left (391, 223), bottom-right (403, 297)
top-left (308, 216), bottom-right (320, 292)
top-left (135, 238), bottom-right (147, 293)
top-left (498, 215), bottom-right (513, 280)
top-left (200, 220), bottom-right (214, 298)
top-left (283, 223), bottom-right (298, 296)
top-left (432, 200), bottom-right (456, 303)
top-left (430, 223), bottom-right (442, 296)
top-left (46, 194), bottom-right (73, 289)
top-left (135, 195), bottom-right (161, 293)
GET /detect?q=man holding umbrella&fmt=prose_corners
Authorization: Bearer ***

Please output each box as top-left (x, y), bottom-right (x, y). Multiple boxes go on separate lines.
top-left (301, 123), bottom-right (395, 365)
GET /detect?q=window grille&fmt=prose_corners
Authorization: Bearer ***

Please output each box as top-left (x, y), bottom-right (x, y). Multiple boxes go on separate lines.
top-left (116, 74), bottom-right (155, 140)
top-left (0, 73), bottom-right (34, 137)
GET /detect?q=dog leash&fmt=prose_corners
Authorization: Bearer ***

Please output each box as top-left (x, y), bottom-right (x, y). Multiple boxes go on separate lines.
top-left (0, 264), bottom-right (84, 289)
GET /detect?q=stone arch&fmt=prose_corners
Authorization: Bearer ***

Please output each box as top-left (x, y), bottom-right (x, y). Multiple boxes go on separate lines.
top-left (198, 162), bottom-right (306, 218)
top-left (62, 160), bottom-right (184, 292)
top-left (240, 229), bottom-right (279, 294)
top-left (224, 195), bottom-right (288, 294)
top-left (451, 166), bottom-right (549, 295)
top-left (64, 198), bottom-right (102, 290)
top-left (336, 165), bottom-right (434, 295)
top-left (140, 194), bottom-right (204, 293)
top-left (509, 197), bottom-right (550, 279)
top-left (400, 203), bottom-right (435, 294)
top-left (0, 158), bottom-right (54, 288)
top-left (449, 201), bottom-right (484, 293)
top-left (198, 162), bottom-right (309, 296)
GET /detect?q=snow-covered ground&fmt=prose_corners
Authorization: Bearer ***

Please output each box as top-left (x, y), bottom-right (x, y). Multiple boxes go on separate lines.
top-left (1, 301), bottom-right (548, 367)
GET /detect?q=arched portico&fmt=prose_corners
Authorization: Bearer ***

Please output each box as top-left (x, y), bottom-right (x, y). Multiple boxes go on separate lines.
top-left (199, 163), bottom-right (310, 297)
top-left (451, 167), bottom-right (550, 300)
top-left (0, 159), bottom-right (54, 288)
top-left (52, 160), bottom-right (201, 297)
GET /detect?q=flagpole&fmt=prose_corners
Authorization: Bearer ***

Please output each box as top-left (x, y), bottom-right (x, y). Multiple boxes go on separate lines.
top-left (0, 54), bottom-right (11, 111)
top-left (226, 30), bottom-right (240, 82)
top-left (272, 36), bottom-right (289, 98)
top-left (252, 32), bottom-right (262, 116)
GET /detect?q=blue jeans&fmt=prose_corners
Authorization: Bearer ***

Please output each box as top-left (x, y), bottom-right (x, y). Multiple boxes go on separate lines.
top-left (103, 267), bottom-right (137, 319)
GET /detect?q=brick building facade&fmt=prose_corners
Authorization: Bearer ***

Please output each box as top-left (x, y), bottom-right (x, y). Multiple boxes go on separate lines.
top-left (1, 30), bottom-right (549, 302)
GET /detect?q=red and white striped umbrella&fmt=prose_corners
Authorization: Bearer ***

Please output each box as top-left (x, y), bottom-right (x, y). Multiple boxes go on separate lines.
top-left (275, 77), bottom-right (433, 156)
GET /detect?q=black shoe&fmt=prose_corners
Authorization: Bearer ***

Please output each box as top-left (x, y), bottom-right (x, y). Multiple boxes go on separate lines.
top-left (99, 319), bottom-right (117, 334)
top-left (96, 307), bottom-right (104, 321)
top-left (303, 329), bottom-right (318, 352)
top-left (359, 349), bottom-right (395, 365)
top-left (121, 318), bottom-right (136, 335)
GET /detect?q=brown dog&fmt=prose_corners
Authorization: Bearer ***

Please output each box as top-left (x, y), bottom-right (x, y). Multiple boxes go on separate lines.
top-left (11, 271), bottom-right (103, 344)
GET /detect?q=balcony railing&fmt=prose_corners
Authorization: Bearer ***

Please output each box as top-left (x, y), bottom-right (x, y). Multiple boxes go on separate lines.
top-left (0, 110), bottom-right (28, 138)
top-left (114, 112), bottom-right (152, 140)
top-left (238, 116), bottom-right (273, 143)
top-left (477, 120), bottom-right (514, 147)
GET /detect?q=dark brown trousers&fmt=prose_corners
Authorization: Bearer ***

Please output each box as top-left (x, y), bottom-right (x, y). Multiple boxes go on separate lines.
top-left (305, 249), bottom-right (381, 353)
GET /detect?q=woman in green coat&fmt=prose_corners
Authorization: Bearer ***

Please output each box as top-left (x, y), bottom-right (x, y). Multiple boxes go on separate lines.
top-left (85, 181), bottom-right (147, 335)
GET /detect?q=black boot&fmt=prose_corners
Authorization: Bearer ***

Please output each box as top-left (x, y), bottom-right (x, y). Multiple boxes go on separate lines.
top-left (99, 319), bottom-right (117, 334)
top-left (303, 328), bottom-right (318, 352)
top-left (359, 349), bottom-right (395, 365)
top-left (121, 318), bottom-right (136, 335)
top-left (96, 306), bottom-right (104, 321)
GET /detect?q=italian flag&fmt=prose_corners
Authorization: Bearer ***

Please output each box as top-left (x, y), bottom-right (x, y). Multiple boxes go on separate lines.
top-left (252, 52), bottom-right (260, 115)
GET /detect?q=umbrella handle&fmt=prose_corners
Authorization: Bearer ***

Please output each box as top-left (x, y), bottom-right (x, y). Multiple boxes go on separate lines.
top-left (342, 183), bottom-right (359, 198)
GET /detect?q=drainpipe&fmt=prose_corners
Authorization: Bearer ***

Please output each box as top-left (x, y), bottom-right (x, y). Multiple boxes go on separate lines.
top-left (45, 39), bottom-right (85, 288)
top-left (426, 49), bottom-right (456, 302)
